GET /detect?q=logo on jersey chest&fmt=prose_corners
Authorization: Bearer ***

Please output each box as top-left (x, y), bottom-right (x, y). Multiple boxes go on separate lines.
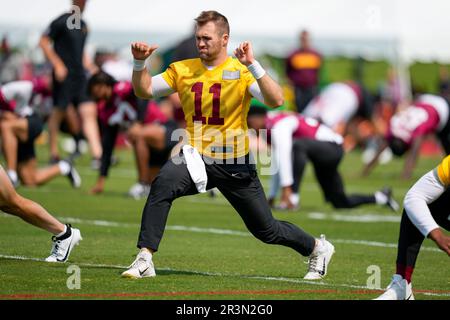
top-left (222, 70), bottom-right (240, 80)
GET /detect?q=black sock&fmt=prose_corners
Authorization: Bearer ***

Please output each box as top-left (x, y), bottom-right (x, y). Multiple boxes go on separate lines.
top-left (56, 224), bottom-right (72, 240)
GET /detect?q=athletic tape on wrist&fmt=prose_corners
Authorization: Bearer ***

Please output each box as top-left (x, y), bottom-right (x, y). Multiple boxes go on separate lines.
top-left (133, 59), bottom-right (146, 71)
top-left (247, 60), bottom-right (266, 80)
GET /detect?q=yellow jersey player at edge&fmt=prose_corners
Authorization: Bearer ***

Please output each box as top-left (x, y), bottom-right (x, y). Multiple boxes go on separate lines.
top-left (375, 155), bottom-right (450, 300)
top-left (121, 11), bottom-right (335, 280)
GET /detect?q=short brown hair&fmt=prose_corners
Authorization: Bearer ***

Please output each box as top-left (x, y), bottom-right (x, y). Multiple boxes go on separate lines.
top-left (195, 11), bottom-right (230, 35)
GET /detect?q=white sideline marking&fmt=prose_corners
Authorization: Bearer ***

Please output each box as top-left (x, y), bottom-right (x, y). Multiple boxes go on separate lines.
top-left (1, 253), bottom-right (449, 297)
top-left (18, 166), bottom-right (411, 195)
top-left (57, 217), bottom-right (441, 253)
top-left (0, 214), bottom-right (441, 253)
top-left (0, 214), bottom-right (441, 252)
top-left (308, 212), bottom-right (401, 223)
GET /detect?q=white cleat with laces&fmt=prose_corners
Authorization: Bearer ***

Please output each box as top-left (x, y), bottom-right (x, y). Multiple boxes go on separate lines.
top-left (374, 274), bottom-right (415, 300)
top-left (121, 250), bottom-right (156, 279)
top-left (45, 225), bottom-right (82, 262)
top-left (303, 234), bottom-right (335, 280)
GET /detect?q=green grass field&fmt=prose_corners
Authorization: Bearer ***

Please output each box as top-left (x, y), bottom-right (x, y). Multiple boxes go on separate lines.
top-left (0, 141), bottom-right (449, 300)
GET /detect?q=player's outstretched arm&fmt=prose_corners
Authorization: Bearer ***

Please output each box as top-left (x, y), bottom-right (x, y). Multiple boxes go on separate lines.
top-left (131, 42), bottom-right (159, 99)
top-left (39, 35), bottom-right (67, 82)
top-left (234, 41), bottom-right (284, 108)
top-left (401, 136), bottom-right (424, 180)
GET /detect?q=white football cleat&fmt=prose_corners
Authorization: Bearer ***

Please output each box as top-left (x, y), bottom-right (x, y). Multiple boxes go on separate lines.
top-left (303, 234), bottom-right (335, 280)
top-left (121, 250), bottom-right (156, 279)
top-left (45, 225), bottom-right (82, 262)
top-left (66, 163), bottom-right (82, 188)
top-left (374, 274), bottom-right (415, 300)
top-left (380, 187), bottom-right (399, 212)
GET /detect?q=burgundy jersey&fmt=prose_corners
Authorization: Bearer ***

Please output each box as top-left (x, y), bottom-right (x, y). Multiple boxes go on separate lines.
top-left (0, 88), bottom-right (16, 112)
top-left (143, 101), bottom-right (168, 125)
top-left (387, 103), bottom-right (440, 147)
top-left (266, 112), bottom-right (319, 138)
top-left (97, 81), bottom-right (139, 126)
top-left (0, 80), bottom-right (50, 116)
top-left (286, 48), bottom-right (322, 88)
top-left (265, 111), bottom-right (343, 144)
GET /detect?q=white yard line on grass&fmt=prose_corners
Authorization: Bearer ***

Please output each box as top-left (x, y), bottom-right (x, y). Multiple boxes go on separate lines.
top-left (0, 253), bottom-right (449, 297)
top-left (307, 212), bottom-right (401, 223)
top-left (0, 214), bottom-right (440, 253)
top-left (31, 165), bottom-right (412, 194)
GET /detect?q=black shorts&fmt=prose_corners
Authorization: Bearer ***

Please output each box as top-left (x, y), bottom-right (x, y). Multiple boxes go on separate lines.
top-left (52, 74), bottom-right (91, 110)
top-left (18, 114), bottom-right (44, 163)
top-left (149, 120), bottom-right (179, 167)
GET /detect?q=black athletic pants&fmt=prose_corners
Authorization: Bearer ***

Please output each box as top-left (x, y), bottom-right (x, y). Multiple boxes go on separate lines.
top-left (137, 152), bottom-right (316, 256)
top-left (397, 189), bottom-right (450, 268)
top-left (292, 139), bottom-right (376, 208)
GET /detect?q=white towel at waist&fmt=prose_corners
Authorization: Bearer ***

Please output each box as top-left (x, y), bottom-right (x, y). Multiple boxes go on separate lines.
top-left (182, 145), bottom-right (208, 193)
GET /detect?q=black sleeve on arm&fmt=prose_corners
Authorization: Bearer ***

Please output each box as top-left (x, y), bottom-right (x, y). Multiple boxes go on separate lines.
top-left (100, 124), bottom-right (120, 177)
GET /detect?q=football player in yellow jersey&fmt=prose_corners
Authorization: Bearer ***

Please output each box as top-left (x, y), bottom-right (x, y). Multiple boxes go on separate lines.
top-left (375, 155), bottom-right (450, 300)
top-left (121, 11), bottom-right (335, 280)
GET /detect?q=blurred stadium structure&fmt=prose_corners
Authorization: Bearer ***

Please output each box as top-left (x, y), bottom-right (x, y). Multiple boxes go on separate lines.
top-left (0, 0), bottom-right (449, 98)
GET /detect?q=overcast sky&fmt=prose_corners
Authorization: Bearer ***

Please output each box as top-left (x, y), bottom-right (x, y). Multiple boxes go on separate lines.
top-left (1, 0), bottom-right (449, 61)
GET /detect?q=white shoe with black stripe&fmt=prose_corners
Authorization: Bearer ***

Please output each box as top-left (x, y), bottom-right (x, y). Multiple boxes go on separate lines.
top-left (45, 225), bottom-right (82, 262)
top-left (303, 234), bottom-right (335, 280)
top-left (121, 250), bottom-right (156, 279)
top-left (374, 275), bottom-right (415, 300)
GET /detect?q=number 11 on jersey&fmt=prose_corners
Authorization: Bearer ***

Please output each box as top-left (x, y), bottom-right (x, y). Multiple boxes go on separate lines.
top-left (191, 82), bottom-right (224, 125)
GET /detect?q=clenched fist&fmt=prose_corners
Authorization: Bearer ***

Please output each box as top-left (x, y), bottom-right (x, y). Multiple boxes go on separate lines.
top-left (234, 41), bottom-right (255, 66)
top-left (131, 42), bottom-right (159, 60)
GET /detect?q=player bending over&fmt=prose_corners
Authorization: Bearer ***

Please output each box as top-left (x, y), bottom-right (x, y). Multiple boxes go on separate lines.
top-left (247, 107), bottom-right (398, 211)
top-left (375, 155), bottom-right (450, 300)
top-left (0, 80), bottom-right (81, 188)
top-left (363, 94), bottom-right (450, 179)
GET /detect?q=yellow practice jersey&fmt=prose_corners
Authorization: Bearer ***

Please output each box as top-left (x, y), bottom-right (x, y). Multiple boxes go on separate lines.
top-left (161, 57), bottom-right (256, 159)
top-left (436, 154), bottom-right (450, 186)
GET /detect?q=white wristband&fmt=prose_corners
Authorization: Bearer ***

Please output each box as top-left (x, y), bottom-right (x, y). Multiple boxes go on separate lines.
top-left (247, 60), bottom-right (266, 80)
top-left (133, 59), bottom-right (147, 71)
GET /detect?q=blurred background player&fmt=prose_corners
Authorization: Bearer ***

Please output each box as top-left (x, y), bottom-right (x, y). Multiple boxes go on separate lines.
top-left (363, 93), bottom-right (450, 179)
top-left (39, 0), bottom-right (102, 166)
top-left (0, 164), bottom-right (81, 262)
top-left (126, 100), bottom-right (180, 199)
top-left (247, 107), bottom-right (398, 211)
top-left (375, 155), bottom-right (450, 300)
top-left (302, 80), bottom-right (374, 150)
top-left (0, 79), bottom-right (81, 188)
top-left (286, 30), bottom-right (322, 113)
top-left (87, 71), bottom-right (179, 198)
